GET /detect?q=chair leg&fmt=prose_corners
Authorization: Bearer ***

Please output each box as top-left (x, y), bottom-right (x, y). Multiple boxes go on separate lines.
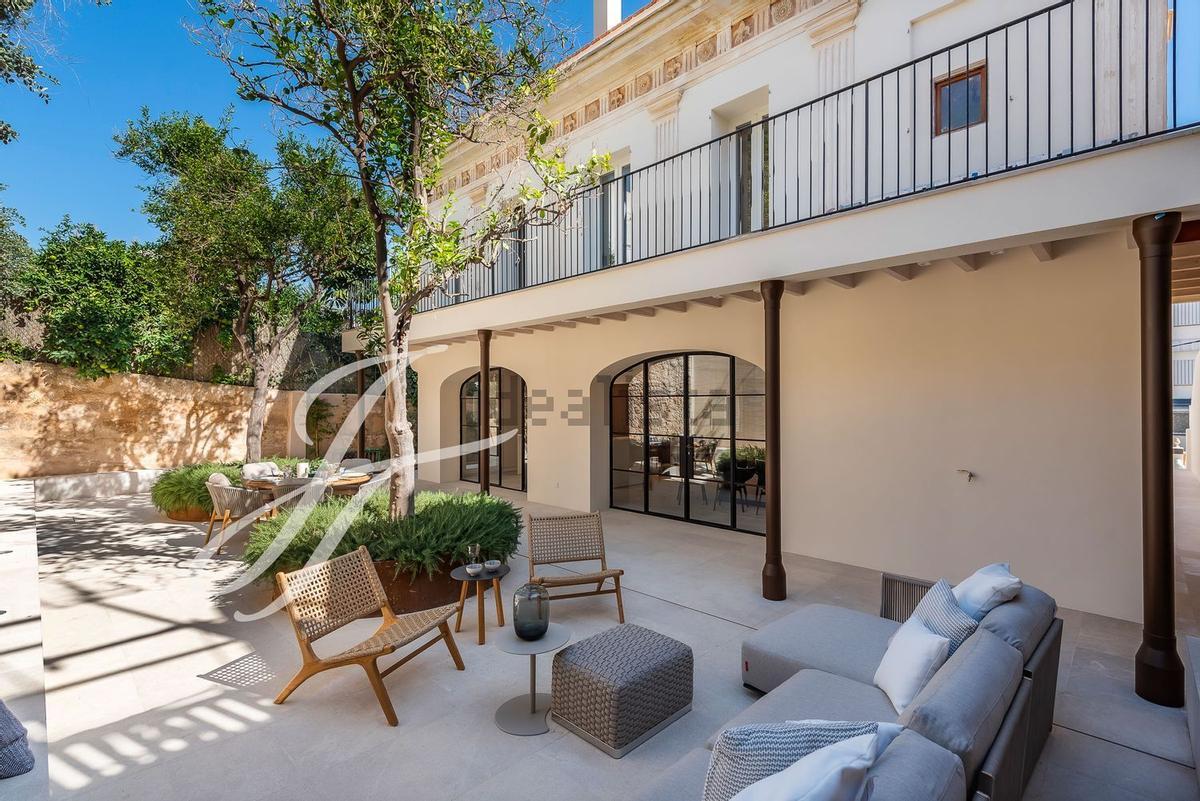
top-left (455, 580), bottom-right (468, 632)
top-left (614, 575), bottom-right (626, 624)
top-left (204, 512), bottom-right (217, 546)
top-left (362, 659), bottom-right (398, 727)
top-left (275, 664), bottom-right (318, 705)
top-left (216, 510), bottom-right (231, 555)
top-left (440, 622), bottom-right (465, 671)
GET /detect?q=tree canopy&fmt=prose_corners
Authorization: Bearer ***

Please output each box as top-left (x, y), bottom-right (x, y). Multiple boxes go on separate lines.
top-left (4, 218), bottom-right (196, 377)
top-left (200, 0), bottom-right (608, 516)
top-left (115, 108), bottom-right (375, 458)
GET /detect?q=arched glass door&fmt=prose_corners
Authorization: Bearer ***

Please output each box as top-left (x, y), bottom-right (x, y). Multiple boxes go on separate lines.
top-left (461, 368), bottom-right (527, 491)
top-left (610, 353), bottom-right (766, 534)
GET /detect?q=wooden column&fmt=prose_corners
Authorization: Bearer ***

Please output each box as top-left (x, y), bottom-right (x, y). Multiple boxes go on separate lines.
top-left (1133, 212), bottom-right (1184, 707)
top-left (761, 280), bottom-right (787, 601)
top-left (355, 350), bottom-right (367, 459)
top-left (478, 329), bottom-right (492, 495)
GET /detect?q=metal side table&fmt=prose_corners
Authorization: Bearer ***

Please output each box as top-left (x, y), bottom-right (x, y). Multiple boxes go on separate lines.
top-left (493, 622), bottom-right (571, 736)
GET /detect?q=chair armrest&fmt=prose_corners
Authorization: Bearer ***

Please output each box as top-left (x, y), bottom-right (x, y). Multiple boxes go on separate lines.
top-left (879, 572), bottom-right (935, 622)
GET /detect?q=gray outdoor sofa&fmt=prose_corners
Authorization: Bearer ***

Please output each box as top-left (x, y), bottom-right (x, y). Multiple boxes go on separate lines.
top-left (637, 573), bottom-right (1062, 801)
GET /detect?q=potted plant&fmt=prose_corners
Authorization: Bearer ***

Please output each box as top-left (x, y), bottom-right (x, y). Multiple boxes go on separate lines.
top-left (242, 489), bottom-right (521, 613)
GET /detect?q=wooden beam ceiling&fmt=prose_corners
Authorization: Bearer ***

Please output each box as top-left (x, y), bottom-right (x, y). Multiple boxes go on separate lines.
top-left (827, 274), bottom-right (857, 289)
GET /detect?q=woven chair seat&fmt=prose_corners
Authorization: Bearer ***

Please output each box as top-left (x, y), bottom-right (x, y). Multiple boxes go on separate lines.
top-left (337, 604), bottom-right (459, 659)
top-left (532, 569), bottom-right (623, 588)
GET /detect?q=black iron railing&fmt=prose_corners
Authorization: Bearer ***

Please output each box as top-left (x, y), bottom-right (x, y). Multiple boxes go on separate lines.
top-left (365, 0), bottom-right (1197, 319)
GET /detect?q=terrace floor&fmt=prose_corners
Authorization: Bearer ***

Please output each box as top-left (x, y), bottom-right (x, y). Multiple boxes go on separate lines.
top-left (2, 473), bottom-right (1200, 800)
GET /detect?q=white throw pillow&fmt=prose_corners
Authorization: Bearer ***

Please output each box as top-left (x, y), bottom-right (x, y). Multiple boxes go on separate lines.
top-left (731, 723), bottom-right (903, 801)
top-left (953, 562), bottom-right (1023, 621)
top-left (873, 619), bottom-right (949, 714)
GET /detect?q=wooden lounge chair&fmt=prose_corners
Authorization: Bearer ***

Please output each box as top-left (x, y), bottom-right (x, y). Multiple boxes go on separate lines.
top-left (526, 512), bottom-right (625, 623)
top-left (273, 546), bottom-right (464, 726)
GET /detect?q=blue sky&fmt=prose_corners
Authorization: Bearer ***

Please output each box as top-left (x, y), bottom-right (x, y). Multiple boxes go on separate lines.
top-left (0, 0), bottom-right (650, 245)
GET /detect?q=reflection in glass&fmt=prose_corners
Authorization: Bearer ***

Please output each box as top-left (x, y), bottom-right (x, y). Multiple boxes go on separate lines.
top-left (648, 357), bottom-right (684, 395)
top-left (611, 471), bottom-right (642, 511)
top-left (689, 354), bottom-right (730, 395)
top-left (736, 395), bottom-right (766, 440)
top-left (690, 395), bottom-right (730, 439)
top-left (611, 436), bottom-right (646, 472)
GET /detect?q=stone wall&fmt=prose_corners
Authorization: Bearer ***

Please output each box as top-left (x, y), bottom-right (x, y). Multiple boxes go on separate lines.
top-left (0, 361), bottom-right (387, 479)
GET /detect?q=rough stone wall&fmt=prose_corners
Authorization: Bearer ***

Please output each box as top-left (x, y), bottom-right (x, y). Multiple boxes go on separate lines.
top-left (0, 361), bottom-right (387, 479)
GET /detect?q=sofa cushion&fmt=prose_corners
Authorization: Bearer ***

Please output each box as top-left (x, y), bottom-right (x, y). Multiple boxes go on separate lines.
top-left (708, 669), bottom-right (899, 749)
top-left (873, 618), bottom-right (950, 714)
top-left (861, 730), bottom-right (966, 801)
top-left (953, 563), bottom-right (1023, 621)
top-left (912, 580), bottom-right (978, 656)
top-left (979, 584), bottom-right (1056, 662)
top-left (703, 720), bottom-right (880, 801)
top-left (898, 629), bottom-right (1022, 779)
top-left (633, 747), bottom-right (712, 801)
top-left (742, 605), bottom-right (899, 692)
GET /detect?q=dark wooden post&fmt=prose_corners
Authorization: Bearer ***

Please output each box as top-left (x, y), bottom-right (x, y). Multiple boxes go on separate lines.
top-left (478, 329), bottom-right (492, 495)
top-left (1133, 212), bottom-right (1184, 708)
top-left (355, 350), bottom-right (367, 459)
top-left (761, 280), bottom-right (787, 601)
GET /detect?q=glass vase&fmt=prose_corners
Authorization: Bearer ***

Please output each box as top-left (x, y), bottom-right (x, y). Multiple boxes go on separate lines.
top-left (512, 583), bottom-right (550, 641)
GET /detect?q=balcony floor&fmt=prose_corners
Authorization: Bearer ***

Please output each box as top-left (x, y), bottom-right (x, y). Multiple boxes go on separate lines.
top-left (1, 476), bottom-right (1198, 800)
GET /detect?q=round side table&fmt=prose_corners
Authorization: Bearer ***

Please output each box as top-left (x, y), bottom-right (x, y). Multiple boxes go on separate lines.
top-left (450, 564), bottom-right (511, 645)
top-left (494, 622), bottom-right (571, 736)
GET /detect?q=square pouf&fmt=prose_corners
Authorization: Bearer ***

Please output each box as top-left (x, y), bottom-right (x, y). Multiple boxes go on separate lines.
top-left (551, 624), bottom-right (693, 758)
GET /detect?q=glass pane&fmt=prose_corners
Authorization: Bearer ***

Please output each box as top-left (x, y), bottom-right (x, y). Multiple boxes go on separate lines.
top-left (736, 396), bottom-right (766, 440)
top-left (462, 451), bottom-right (479, 482)
top-left (611, 470), bottom-right (643, 511)
top-left (948, 77), bottom-right (968, 130)
top-left (938, 83), bottom-right (951, 133)
top-left (461, 398), bottom-right (479, 427)
top-left (648, 395), bottom-right (684, 436)
top-left (612, 436), bottom-right (646, 472)
top-left (612, 388), bottom-right (643, 433)
top-left (968, 72), bottom-right (984, 125)
top-left (736, 482), bottom-right (767, 534)
top-left (647, 436), bottom-right (683, 478)
top-left (612, 364), bottom-right (643, 398)
top-left (648, 469), bottom-right (685, 519)
top-left (648, 357), bottom-right (684, 395)
top-left (689, 354), bottom-right (730, 395)
top-left (462, 375), bottom-right (480, 398)
top-left (694, 438), bottom-right (732, 482)
top-left (735, 358), bottom-right (765, 395)
top-left (689, 479), bottom-right (731, 527)
top-left (690, 395), bottom-right (730, 438)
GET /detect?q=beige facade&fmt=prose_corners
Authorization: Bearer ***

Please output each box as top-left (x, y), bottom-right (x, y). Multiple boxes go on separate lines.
top-left (0, 361), bottom-right (386, 479)
top-left (413, 231), bottom-right (1143, 620)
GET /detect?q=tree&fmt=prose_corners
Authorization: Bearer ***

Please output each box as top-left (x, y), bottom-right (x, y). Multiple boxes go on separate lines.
top-left (0, 0), bottom-right (108, 144)
top-left (200, 0), bottom-right (607, 518)
top-left (0, 184), bottom-right (32, 272)
top-left (3, 218), bottom-right (195, 377)
top-left (116, 109), bottom-right (375, 461)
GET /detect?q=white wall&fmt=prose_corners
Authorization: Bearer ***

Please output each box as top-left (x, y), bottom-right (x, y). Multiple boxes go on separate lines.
top-left (413, 229), bottom-right (1144, 622)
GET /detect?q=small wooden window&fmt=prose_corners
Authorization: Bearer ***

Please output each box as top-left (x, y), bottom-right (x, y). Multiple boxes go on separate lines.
top-left (934, 64), bottom-right (987, 135)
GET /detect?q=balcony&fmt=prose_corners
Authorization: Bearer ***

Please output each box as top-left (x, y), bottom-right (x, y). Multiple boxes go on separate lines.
top-left (333, 0), bottom-right (1194, 322)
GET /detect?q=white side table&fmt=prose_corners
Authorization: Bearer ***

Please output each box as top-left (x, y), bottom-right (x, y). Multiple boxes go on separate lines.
top-left (493, 622), bottom-right (571, 736)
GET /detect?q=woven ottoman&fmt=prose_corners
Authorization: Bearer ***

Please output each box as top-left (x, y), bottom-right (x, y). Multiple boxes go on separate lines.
top-left (551, 624), bottom-right (693, 758)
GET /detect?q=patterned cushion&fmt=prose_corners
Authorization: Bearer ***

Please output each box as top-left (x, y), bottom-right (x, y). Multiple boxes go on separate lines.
top-left (702, 720), bottom-right (879, 801)
top-left (912, 580), bottom-right (978, 656)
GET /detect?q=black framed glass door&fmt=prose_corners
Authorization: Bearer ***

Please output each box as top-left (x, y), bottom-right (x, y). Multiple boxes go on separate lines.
top-left (461, 368), bottom-right (527, 491)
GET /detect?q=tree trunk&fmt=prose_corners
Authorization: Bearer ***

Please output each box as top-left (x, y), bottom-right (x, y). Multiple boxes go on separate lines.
top-left (378, 282), bottom-right (416, 519)
top-left (245, 355), bottom-right (271, 463)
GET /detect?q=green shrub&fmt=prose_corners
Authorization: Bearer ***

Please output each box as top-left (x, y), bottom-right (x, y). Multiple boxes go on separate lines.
top-left (151, 463), bottom-right (241, 515)
top-left (243, 490), bottom-right (522, 578)
top-left (150, 456), bottom-right (323, 515)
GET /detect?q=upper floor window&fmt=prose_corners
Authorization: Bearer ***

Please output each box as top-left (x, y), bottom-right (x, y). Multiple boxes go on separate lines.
top-left (934, 64), bottom-right (986, 135)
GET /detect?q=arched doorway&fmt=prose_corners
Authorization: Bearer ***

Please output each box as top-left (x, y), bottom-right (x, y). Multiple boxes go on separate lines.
top-left (461, 368), bottom-right (527, 491)
top-left (610, 352), bottom-right (766, 534)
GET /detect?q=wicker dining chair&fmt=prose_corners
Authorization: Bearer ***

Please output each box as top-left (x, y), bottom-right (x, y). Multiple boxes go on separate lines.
top-left (204, 474), bottom-right (269, 555)
top-left (526, 512), bottom-right (625, 623)
top-left (274, 546), bottom-right (463, 727)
